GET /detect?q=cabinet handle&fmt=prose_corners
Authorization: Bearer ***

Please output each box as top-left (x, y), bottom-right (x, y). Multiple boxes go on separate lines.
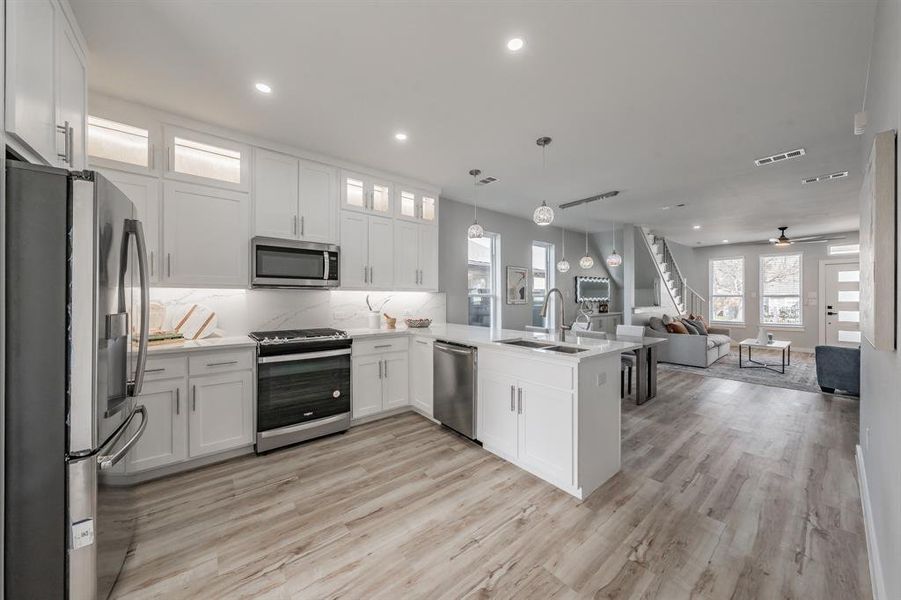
top-left (206, 360), bottom-right (238, 367)
top-left (56, 121), bottom-right (71, 164)
top-left (510, 385), bottom-right (516, 412)
top-left (150, 251), bottom-right (155, 277)
top-left (68, 125), bottom-right (74, 166)
top-left (374, 344), bottom-right (392, 349)
top-left (363, 266), bottom-right (368, 284)
top-left (370, 266), bottom-right (373, 283)
top-left (145, 368), bottom-right (166, 374)
top-left (517, 387), bottom-right (522, 414)
top-left (293, 215), bottom-right (297, 236)
top-left (167, 253), bottom-right (172, 277)
top-left (378, 359), bottom-right (383, 379)
top-left (301, 216), bottom-right (305, 237)
top-left (192, 385), bottom-right (197, 411)
top-left (384, 359), bottom-right (389, 378)
top-left (167, 146), bottom-right (173, 171)
top-left (176, 387), bottom-right (180, 415)
top-left (149, 143), bottom-right (156, 170)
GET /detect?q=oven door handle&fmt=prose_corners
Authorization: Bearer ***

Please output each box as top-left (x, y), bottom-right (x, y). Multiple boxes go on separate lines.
top-left (258, 348), bottom-right (351, 363)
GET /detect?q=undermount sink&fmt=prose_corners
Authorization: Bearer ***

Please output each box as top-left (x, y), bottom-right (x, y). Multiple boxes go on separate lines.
top-left (544, 345), bottom-right (589, 354)
top-left (498, 339), bottom-right (556, 349)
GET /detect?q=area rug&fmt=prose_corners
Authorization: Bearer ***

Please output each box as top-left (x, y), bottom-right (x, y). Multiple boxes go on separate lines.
top-left (657, 348), bottom-right (844, 395)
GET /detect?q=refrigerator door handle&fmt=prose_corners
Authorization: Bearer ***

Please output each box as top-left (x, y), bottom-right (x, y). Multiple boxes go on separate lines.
top-left (98, 405), bottom-right (147, 470)
top-left (125, 219), bottom-right (151, 397)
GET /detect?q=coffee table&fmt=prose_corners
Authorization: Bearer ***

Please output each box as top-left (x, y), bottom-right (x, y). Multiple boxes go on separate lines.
top-left (738, 338), bottom-right (791, 374)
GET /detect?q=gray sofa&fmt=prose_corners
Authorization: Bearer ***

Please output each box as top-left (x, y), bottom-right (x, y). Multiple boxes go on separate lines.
top-left (636, 313), bottom-right (732, 368)
top-left (814, 345), bottom-right (860, 395)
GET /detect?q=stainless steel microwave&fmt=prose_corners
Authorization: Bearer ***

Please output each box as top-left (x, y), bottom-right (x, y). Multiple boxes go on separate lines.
top-left (251, 237), bottom-right (340, 288)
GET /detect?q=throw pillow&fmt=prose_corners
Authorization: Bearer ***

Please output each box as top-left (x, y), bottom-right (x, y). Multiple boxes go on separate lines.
top-left (666, 321), bottom-right (688, 334)
top-left (648, 316), bottom-right (667, 333)
top-left (661, 314), bottom-right (674, 325)
top-left (686, 318), bottom-right (708, 335)
top-left (681, 319), bottom-right (700, 335)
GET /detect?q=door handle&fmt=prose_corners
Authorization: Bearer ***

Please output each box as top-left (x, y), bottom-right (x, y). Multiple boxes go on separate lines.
top-left (384, 359), bottom-right (388, 378)
top-left (517, 387), bottom-right (522, 414)
top-left (378, 359), bottom-right (383, 379)
top-left (98, 406), bottom-right (147, 470)
top-left (192, 385), bottom-right (197, 411)
top-left (176, 387), bottom-right (180, 414)
top-left (510, 385), bottom-right (515, 412)
top-left (122, 219), bottom-right (150, 398)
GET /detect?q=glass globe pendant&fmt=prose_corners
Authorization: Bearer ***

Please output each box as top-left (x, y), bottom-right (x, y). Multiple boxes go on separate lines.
top-left (533, 201), bottom-right (554, 226)
top-left (579, 229), bottom-right (594, 269)
top-left (606, 249), bottom-right (623, 268)
top-left (532, 137), bottom-right (555, 226)
top-left (557, 226), bottom-right (570, 273)
top-left (467, 168), bottom-right (483, 239)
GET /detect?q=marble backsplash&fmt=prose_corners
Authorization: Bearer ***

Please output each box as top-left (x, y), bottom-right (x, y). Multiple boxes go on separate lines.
top-left (149, 288), bottom-right (447, 336)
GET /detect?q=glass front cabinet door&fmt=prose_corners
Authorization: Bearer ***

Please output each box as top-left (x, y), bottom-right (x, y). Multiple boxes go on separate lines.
top-left (341, 170), bottom-right (393, 215)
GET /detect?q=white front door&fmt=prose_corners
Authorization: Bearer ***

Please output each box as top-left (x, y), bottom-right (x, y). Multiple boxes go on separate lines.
top-left (824, 261), bottom-right (861, 347)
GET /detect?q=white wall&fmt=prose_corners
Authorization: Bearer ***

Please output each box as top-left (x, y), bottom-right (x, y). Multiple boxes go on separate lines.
top-left (439, 198), bottom-right (618, 331)
top-left (858, 0), bottom-right (901, 597)
top-left (677, 232), bottom-right (859, 350)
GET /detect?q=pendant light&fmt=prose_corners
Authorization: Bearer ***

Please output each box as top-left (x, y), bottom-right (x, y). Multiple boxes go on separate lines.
top-left (557, 227), bottom-right (571, 273)
top-left (579, 229), bottom-right (595, 269)
top-left (467, 169), bottom-right (484, 239)
top-left (533, 137), bottom-right (555, 226)
top-left (606, 249), bottom-right (623, 268)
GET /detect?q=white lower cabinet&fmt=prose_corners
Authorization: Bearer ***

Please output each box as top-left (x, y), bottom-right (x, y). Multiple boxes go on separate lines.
top-left (410, 338), bottom-right (433, 416)
top-left (477, 354), bottom-right (575, 489)
top-left (126, 378), bottom-right (188, 472)
top-left (126, 349), bottom-right (254, 475)
top-left (351, 341), bottom-right (409, 419)
top-left (188, 370), bottom-right (254, 458)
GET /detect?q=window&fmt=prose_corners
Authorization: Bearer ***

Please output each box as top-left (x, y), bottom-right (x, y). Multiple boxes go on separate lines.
top-left (829, 243), bottom-right (860, 256)
top-left (709, 257), bottom-right (745, 323)
top-left (531, 242), bottom-right (554, 328)
top-left (87, 116), bottom-right (150, 168)
top-left (760, 253), bottom-right (802, 326)
top-left (468, 233), bottom-right (499, 328)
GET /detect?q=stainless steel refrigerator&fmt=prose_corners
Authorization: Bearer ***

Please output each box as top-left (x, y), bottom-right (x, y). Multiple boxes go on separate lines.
top-left (4, 160), bottom-right (151, 599)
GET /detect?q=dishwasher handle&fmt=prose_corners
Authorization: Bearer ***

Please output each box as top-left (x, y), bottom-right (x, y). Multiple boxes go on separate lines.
top-left (434, 341), bottom-right (476, 356)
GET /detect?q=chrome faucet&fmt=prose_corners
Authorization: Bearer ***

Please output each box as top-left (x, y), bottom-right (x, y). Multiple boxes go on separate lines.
top-left (540, 288), bottom-right (570, 340)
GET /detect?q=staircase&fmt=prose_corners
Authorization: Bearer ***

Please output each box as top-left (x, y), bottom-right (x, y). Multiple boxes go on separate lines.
top-left (639, 227), bottom-right (706, 316)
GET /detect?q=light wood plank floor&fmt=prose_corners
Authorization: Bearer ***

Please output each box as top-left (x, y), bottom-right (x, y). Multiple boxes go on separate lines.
top-left (111, 370), bottom-right (870, 599)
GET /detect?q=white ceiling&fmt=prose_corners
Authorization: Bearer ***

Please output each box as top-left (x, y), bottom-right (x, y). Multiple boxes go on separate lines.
top-left (70, 0), bottom-right (876, 246)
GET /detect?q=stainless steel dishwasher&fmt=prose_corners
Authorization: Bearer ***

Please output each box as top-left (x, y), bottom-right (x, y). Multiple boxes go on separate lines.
top-left (433, 340), bottom-right (478, 439)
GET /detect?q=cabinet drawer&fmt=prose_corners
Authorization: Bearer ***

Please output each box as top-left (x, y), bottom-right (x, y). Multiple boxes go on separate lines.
top-left (143, 356), bottom-right (187, 381)
top-left (189, 349), bottom-right (254, 376)
top-left (352, 336), bottom-right (409, 356)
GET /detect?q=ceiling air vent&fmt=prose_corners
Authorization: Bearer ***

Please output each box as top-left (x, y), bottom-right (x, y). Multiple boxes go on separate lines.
top-left (477, 176), bottom-right (498, 185)
top-left (801, 171), bottom-right (848, 184)
top-left (755, 148), bottom-right (806, 167)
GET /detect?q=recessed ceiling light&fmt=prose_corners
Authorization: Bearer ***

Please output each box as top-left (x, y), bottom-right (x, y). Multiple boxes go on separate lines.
top-left (693, 225), bottom-right (701, 230)
top-left (254, 82), bottom-right (272, 94)
top-left (722, 239), bottom-right (729, 243)
top-left (394, 132), bottom-right (408, 141)
top-left (507, 38), bottom-right (524, 51)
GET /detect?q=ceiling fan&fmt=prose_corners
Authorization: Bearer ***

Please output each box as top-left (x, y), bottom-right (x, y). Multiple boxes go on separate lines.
top-left (758, 226), bottom-right (846, 246)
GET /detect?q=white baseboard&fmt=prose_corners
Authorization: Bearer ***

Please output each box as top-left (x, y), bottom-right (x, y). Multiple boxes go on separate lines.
top-left (856, 445), bottom-right (885, 600)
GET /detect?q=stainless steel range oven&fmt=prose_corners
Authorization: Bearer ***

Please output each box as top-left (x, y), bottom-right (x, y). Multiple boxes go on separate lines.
top-left (251, 237), bottom-right (340, 288)
top-left (251, 328), bottom-right (352, 452)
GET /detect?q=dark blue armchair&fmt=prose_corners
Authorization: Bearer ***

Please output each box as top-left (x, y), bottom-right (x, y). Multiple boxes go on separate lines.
top-left (814, 345), bottom-right (860, 396)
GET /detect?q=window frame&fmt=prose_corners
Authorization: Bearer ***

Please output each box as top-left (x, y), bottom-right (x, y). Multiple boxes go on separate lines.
top-left (163, 124), bottom-right (250, 191)
top-left (467, 232), bottom-right (501, 329)
top-left (708, 256), bottom-right (746, 326)
top-left (759, 252), bottom-right (804, 329)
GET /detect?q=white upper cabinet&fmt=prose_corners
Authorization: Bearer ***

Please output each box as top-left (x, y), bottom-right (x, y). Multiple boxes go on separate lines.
top-left (393, 220), bottom-right (439, 291)
top-left (6, 0), bottom-right (87, 168)
top-left (253, 148), bottom-right (338, 243)
top-left (368, 215), bottom-right (395, 289)
top-left (395, 185), bottom-right (439, 224)
top-left (298, 159), bottom-right (337, 244)
top-left (341, 170), bottom-right (393, 216)
top-left (88, 114), bottom-right (158, 174)
top-left (253, 148), bottom-right (299, 239)
top-left (101, 170), bottom-right (162, 283)
top-left (162, 181), bottom-right (250, 286)
top-left (340, 212), bottom-right (394, 290)
top-left (164, 125), bottom-right (250, 191)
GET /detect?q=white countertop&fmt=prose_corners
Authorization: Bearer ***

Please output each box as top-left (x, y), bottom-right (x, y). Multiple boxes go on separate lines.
top-left (346, 323), bottom-right (640, 362)
top-left (145, 335), bottom-right (256, 355)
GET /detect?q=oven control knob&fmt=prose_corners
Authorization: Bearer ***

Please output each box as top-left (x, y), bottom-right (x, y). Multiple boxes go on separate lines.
top-left (332, 390), bottom-right (341, 398)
